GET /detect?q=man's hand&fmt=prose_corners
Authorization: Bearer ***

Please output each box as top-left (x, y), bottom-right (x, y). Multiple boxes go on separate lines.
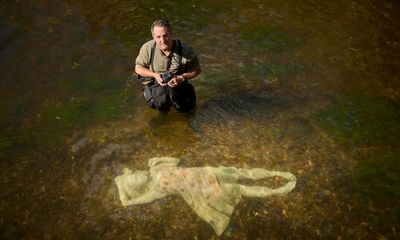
top-left (135, 65), bottom-right (167, 86)
top-left (154, 73), bottom-right (167, 86)
top-left (167, 75), bottom-right (185, 88)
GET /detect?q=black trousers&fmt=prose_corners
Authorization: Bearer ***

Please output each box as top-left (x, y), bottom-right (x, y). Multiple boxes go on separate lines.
top-left (143, 82), bottom-right (196, 112)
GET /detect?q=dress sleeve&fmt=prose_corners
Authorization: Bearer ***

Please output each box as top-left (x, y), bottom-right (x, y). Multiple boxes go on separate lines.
top-left (120, 189), bottom-right (165, 206)
top-left (148, 157), bottom-right (180, 167)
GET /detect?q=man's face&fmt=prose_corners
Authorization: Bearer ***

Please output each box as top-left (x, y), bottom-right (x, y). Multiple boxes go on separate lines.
top-left (152, 26), bottom-right (172, 52)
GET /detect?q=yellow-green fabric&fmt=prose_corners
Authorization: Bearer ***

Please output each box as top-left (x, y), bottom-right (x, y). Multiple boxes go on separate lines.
top-left (115, 157), bottom-right (297, 236)
top-left (135, 40), bottom-right (200, 74)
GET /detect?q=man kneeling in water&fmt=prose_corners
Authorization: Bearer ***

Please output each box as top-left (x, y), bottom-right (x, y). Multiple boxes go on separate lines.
top-left (134, 19), bottom-right (201, 112)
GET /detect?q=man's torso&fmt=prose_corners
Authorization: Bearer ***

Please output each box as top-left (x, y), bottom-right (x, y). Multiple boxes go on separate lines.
top-left (135, 39), bottom-right (199, 75)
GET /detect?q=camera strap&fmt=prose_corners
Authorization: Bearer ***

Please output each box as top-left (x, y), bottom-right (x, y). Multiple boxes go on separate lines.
top-left (150, 41), bottom-right (157, 72)
top-left (166, 52), bottom-right (173, 71)
top-left (150, 39), bottom-right (183, 73)
top-left (175, 40), bottom-right (183, 73)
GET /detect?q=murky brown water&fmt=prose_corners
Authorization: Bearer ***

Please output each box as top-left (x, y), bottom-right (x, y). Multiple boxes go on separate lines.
top-left (1, 1), bottom-right (399, 239)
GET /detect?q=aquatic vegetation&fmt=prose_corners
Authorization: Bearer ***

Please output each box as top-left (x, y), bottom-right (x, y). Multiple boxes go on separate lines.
top-left (198, 70), bottom-right (234, 85)
top-left (53, 76), bottom-right (129, 122)
top-left (0, 108), bottom-right (12, 158)
top-left (62, 75), bottom-right (125, 94)
top-left (315, 95), bottom-right (400, 222)
top-left (195, 70), bottom-right (241, 97)
top-left (42, 89), bottom-right (128, 128)
top-left (242, 24), bottom-right (301, 52)
top-left (314, 95), bottom-right (400, 147)
top-left (282, 118), bottom-right (314, 138)
top-left (351, 148), bottom-right (400, 228)
top-left (76, 0), bottom-right (228, 45)
top-left (354, 149), bottom-right (400, 199)
top-left (91, 91), bottom-right (128, 120)
top-left (0, 79), bottom-right (129, 152)
top-left (0, 93), bottom-right (38, 157)
top-left (276, 117), bottom-right (315, 149)
top-left (0, 21), bottom-right (25, 52)
top-left (241, 60), bottom-right (303, 84)
top-left (0, 137), bottom-right (12, 158)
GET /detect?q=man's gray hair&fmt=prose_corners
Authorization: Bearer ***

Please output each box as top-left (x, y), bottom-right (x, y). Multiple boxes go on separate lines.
top-left (151, 19), bottom-right (171, 33)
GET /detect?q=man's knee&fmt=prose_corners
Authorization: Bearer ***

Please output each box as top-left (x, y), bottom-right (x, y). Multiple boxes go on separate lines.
top-left (175, 98), bottom-right (196, 112)
top-left (143, 83), bottom-right (196, 112)
top-left (153, 98), bottom-right (171, 111)
top-left (170, 83), bottom-right (196, 112)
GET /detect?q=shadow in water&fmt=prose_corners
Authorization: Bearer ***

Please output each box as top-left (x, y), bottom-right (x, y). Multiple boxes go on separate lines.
top-left (193, 93), bottom-right (289, 127)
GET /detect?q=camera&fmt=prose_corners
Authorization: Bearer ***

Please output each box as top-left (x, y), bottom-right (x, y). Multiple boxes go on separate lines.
top-left (160, 71), bottom-right (173, 84)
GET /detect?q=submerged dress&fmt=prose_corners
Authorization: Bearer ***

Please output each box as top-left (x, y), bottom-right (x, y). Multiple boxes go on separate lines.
top-left (153, 165), bottom-right (241, 234)
top-left (115, 157), bottom-right (296, 236)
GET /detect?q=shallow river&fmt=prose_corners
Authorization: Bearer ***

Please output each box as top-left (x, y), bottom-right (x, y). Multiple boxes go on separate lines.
top-left (1, 1), bottom-right (399, 239)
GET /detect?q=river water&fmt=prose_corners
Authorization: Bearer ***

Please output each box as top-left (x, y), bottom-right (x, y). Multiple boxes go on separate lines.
top-left (1, 1), bottom-right (399, 239)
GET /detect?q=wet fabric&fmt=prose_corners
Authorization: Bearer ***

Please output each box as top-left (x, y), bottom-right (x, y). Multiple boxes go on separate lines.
top-left (115, 157), bottom-right (297, 236)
